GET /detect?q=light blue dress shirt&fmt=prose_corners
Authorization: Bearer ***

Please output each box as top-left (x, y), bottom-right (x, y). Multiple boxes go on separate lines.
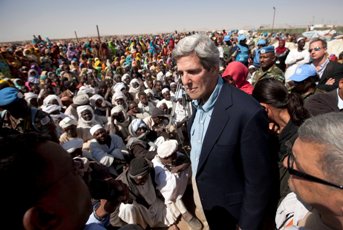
top-left (190, 77), bottom-right (223, 175)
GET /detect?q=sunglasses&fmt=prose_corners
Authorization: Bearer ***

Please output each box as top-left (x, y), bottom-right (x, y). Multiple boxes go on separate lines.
top-left (287, 153), bottom-right (343, 189)
top-left (308, 47), bottom-right (322, 53)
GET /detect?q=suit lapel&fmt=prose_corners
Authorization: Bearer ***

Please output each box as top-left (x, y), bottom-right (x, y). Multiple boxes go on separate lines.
top-left (196, 84), bottom-right (233, 174)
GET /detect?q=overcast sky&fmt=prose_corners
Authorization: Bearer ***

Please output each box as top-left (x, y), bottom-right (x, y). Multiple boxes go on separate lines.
top-left (1, 0), bottom-right (342, 42)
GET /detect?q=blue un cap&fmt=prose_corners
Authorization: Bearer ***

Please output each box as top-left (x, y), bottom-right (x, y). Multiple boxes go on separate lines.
top-left (289, 64), bottom-right (317, 82)
top-left (223, 35), bottom-right (231, 42)
top-left (260, 45), bottom-right (275, 54)
top-left (257, 39), bottom-right (267, 46)
top-left (0, 87), bottom-right (21, 107)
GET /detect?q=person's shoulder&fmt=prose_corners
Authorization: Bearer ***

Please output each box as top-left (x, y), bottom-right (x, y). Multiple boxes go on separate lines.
top-left (221, 83), bottom-right (262, 111)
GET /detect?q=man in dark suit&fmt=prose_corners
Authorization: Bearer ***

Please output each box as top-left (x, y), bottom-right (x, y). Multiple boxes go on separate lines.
top-left (172, 34), bottom-right (273, 230)
top-left (309, 37), bottom-right (343, 92)
top-left (305, 77), bottom-right (343, 116)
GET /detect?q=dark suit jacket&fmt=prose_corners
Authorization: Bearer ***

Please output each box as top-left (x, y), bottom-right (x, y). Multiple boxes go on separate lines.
top-left (188, 82), bottom-right (272, 230)
top-left (305, 89), bottom-right (340, 116)
top-left (317, 61), bottom-right (343, 92)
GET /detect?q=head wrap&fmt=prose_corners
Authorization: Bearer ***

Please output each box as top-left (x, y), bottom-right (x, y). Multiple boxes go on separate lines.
top-left (129, 119), bottom-right (147, 136)
top-left (90, 124), bottom-right (104, 136)
top-left (77, 105), bottom-right (93, 115)
top-left (112, 82), bottom-right (126, 93)
top-left (157, 139), bottom-right (178, 158)
top-left (73, 93), bottom-right (89, 106)
top-left (24, 92), bottom-right (38, 103)
top-left (59, 116), bottom-right (78, 129)
top-left (89, 94), bottom-right (104, 108)
top-left (42, 104), bottom-right (61, 114)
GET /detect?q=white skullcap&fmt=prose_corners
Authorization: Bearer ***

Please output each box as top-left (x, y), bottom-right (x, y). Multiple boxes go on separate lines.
top-left (59, 116), bottom-right (77, 129)
top-left (157, 139), bottom-right (178, 158)
top-left (144, 89), bottom-right (154, 96)
top-left (165, 71), bottom-right (173, 77)
top-left (297, 37), bottom-right (305, 43)
top-left (73, 93), bottom-right (89, 105)
top-left (170, 82), bottom-right (177, 87)
top-left (62, 138), bottom-right (83, 153)
top-left (90, 124), bottom-right (104, 136)
top-left (161, 88), bottom-right (170, 94)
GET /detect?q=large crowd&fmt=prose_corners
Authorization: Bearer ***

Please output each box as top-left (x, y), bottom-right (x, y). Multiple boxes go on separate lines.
top-left (1, 29), bottom-right (343, 230)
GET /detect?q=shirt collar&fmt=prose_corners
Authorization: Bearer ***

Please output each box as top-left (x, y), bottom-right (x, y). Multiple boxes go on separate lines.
top-left (192, 77), bottom-right (223, 112)
top-left (337, 89), bottom-right (343, 110)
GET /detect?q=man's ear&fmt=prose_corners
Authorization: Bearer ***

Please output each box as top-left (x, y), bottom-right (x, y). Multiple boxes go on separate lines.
top-left (23, 207), bottom-right (60, 230)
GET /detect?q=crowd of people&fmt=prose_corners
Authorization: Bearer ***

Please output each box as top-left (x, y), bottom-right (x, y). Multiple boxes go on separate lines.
top-left (1, 29), bottom-right (343, 230)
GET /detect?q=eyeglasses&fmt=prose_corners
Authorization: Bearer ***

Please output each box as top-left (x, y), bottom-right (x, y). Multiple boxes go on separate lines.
top-left (287, 153), bottom-right (343, 189)
top-left (308, 47), bottom-right (322, 53)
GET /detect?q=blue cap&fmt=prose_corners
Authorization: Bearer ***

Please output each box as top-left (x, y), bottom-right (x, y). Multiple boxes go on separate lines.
top-left (260, 45), bottom-right (275, 54)
top-left (238, 34), bottom-right (247, 42)
top-left (257, 39), bottom-right (266, 46)
top-left (0, 87), bottom-right (20, 106)
top-left (289, 64), bottom-right (317, 82)
top-left (223, 35), bottom-right (231, 42)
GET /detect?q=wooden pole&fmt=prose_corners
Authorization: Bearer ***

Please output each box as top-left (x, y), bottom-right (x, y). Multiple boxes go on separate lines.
top-left (96, 25), bottom-right (101, 43)
top-left (74, 31), bottom-right (79, 43)
top-left (272, 7), bottom-right (276, 33)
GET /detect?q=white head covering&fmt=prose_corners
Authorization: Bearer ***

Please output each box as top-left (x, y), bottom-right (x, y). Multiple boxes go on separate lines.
top-left (157, 139), bottom-right (178, 158)
top-left (24, 92), bottom-right (38, 103)
top-left (128, 118), bottom-right (147, 136)
top-left (156, 71), bottom-right (164, 81)
top-left (90, 124), bottom-right (103, 136)
top-left (43, 94), bottom-right (63, 107)
top-left (73, 93), bottom-right (89, 105)
top-left (79, 85), bottom-right (95, 95)
top-left (42, 104), bottom-right (61, 114)
top-left (59, 116), bottom-right (77, 129)
top-left (161, 88), bottom-right (170, 94)
top-left (112, 82), bottom-right (126, 93)
top-left (111, 105), bottom-right (125, 116)
top-left (89, 94), bottom-right (104, 108)
top-left (121, 73), bottom-right (130, 82)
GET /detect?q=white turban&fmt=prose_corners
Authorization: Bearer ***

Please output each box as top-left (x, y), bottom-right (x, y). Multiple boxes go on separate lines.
top-left (129, 119), bottom-right (147, 135)
top-left (59, 116), bottom-right (77, 129)
top-left (111, 105), bottom-right (125, 116)
top-left (77, 105), bottom-right (93, 115)
top-left (112, 82), bottom-right (126, 93)
top-left (42, 104), bottom-right (61, 114)
top-left (24, 92), bottom-right (38, 102)
top-left (157, 139), bottom-right (178, 158)
top-left (90, 124), bottom-right (104, 136)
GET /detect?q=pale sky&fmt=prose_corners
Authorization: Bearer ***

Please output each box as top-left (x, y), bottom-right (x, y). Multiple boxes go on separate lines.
top-left (1, 0), bottom-right (342, 42)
